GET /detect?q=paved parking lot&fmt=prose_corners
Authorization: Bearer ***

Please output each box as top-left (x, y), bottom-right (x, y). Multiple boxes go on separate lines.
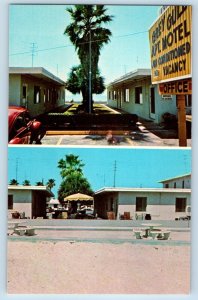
top-left (41, 128), bottom-right (191, 147)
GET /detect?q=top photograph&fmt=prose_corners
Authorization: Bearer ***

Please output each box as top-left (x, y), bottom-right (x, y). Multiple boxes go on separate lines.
top-left (8, 4), bottom-right (192, 147)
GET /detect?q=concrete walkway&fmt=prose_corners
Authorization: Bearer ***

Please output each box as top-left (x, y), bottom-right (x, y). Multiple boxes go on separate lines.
top-left (8, 219), bottom-right (191, 245)
top-left (42, 131), bottom-right (191, 147)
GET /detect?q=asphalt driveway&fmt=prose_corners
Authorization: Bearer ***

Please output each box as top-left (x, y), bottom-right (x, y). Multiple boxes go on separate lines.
top-left (41, 128), bottom-right (191, 147)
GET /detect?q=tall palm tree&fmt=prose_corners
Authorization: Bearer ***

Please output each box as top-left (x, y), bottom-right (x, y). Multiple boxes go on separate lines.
top-left (9, 179), bottom-right (19, 185)
top-left (58, 174), bottom-right (93, 202)
top-left (67, 65), bottom-right (105, 99)
top-left (57, 154), bottom-right (93, 201)
top-left (65, 5), bottom-right (113, 112)
top-left (46, 179), bottom-right (56, 190)
top-left (36, 181), bottom-right (44, 186)
top-left (58, 154), bottom-right (84, 179)
top-left (23, 180), bottom-right (31, 186)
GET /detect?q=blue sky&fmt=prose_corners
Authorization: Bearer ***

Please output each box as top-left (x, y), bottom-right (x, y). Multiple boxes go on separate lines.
top-left (9, 4), bottom-right (161, 101)
top-left (8, 147), bottom-right (191, 198)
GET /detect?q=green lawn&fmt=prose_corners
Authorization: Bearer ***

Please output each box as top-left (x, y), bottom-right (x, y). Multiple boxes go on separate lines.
top-left (63, 103), bottom-right (116, 115)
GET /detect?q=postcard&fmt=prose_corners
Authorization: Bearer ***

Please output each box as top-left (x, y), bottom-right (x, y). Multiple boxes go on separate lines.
top-left (7, 3), bottom-right (192, 295)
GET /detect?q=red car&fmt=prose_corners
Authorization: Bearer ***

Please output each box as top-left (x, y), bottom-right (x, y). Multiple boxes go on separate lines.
top-left (8, 106), bottom-right (45, 144)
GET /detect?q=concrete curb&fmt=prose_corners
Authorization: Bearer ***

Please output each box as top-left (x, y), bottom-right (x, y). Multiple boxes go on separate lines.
top-left (8, 236), bottom-right (190, 246)
top-left (28, 226), bottom-right (191, 232)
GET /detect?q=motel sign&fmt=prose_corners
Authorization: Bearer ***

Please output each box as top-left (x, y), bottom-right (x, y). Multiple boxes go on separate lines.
top-left (149, 6), bottom-right (192, 84)
top-left (149, 6), bottom-right (192, 147)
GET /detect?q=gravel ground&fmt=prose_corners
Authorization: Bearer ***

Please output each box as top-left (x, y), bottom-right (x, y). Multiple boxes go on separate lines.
top-left (7, 241), bottom-right (190, 294)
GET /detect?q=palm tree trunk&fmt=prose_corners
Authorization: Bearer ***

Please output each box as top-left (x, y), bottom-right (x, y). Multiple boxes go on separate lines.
top-left (82, 87), bottom-right (93, 113)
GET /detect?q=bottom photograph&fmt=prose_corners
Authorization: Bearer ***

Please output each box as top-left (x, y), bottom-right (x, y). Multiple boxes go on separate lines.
top-left (7, 146), bottom-right (191, 294)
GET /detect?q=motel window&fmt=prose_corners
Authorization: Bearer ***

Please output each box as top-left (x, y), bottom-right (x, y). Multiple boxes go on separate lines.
top-left (22, 85), bottom-right (27, 99)
top-left (175, 198), bottom-right (186, 212)
top-left (125, 89), bottom-right (130, 102)
top-left (182, 181), bottom-right (185, 189)
top-left (117, 90), bottom-right (120, 100)
top-left (113, 91), bottom-right (117, 100)
top-left (165, 183), bottom-right (169, 188)
top-left (177, 95), bottom-right (192, 109)
top-left (60, 91), bottom-right (62, 100)
top-left (52, 89), bottom-right (56, 103)
top-left (56, 90), bottom-right (59, 102)
top-left (185, 95), bottom-right (192, 107)
top-left (121, 90), bottom-right (123, 102)
top-left (136, 197), bottom-right (147, 212)
top-left (34, 86), bottom-right (41, 104)
top-left (47, 89), bottom-right (50, 102)
top-left (22, 85), bottom-right (28, 107)
top-left (43, 89), bottom-right (46, 103)
top-left (135, 86), bottom-right (143, 104)
top-left (174, 182), bottom-right (176, 188)
top-left (8, 195), bottom-right (13, 210)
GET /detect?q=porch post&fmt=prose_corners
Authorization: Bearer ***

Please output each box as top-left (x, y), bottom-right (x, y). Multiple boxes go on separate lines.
top-left (177, 94), bottom-right (187, 147)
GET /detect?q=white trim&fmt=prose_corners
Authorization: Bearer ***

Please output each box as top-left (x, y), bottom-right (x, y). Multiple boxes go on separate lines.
top-left (159, 173), bottom-right (191, 183)
top-left (94, 187), bottom-right (191, 195)
top-left (9, 67), bottom-right (66, 86)
top-left (108, 69), bottom-right (151, 87)
top-left (8, 185), bottom-right (54, 196)
top-left (152, 74), bottom-right (192, 85)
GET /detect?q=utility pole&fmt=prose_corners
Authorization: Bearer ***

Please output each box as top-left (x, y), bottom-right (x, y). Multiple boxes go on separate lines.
top-left (183, 154), bottom-right (187, 173)
top-left (88, 31), bottom-right (92, 114)
top-left (16, 159), bottom-right (18, 181)
top-left (136, 56), bottom-right (139, 67)
top-left (113, 161), bottom-right (117, 187)
top-left (123, 65), bottom-right (127, 74)
top-left (31, 42), bottom-right (37, 67)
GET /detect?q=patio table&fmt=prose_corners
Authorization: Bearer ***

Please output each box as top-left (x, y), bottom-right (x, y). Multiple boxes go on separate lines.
top-left (8, 221), bottom-right (20, 229)
top-left (141, 223), bottom-right (162, 238)
top-left (8, 221), bottom-right (20, 235)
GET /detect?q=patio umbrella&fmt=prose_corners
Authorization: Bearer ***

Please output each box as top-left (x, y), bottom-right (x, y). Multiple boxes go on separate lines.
top-left (64, 193), bottom-right (93, 202)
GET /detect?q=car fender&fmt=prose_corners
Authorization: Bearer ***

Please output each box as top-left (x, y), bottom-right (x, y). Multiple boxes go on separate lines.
top-left (30, 120), bottom-right (42, 131)
top-left (9, 136), bottom-right (29, 144)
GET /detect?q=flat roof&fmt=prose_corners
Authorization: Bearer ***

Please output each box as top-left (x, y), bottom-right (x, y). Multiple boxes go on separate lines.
top-left (9, 67), bottom-right (66, 86)
top-left (159, 173), bottom-right (191, 183)
top-left (8, 185), bottom-right (54, 197)
top-left (107, 68), bottom-right (151, 87)
top-left (94, 187), bottom-right (191, 195)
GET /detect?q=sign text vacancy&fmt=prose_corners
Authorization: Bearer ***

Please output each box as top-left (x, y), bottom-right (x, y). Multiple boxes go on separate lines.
top-left (149, 6), bottom-right (192, 84)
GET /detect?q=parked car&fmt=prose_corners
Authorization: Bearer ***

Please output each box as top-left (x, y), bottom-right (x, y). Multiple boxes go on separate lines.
top-left (8, 106), bottom-right (45, 144)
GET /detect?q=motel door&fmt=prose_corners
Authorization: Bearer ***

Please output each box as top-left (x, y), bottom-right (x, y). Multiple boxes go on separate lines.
top-left (117, 90), bottom-right (122, 109)
top-left (150, 87), bottom-right (155, 119)
top-left (21, 84), bottom-right (28, 108)
top-left (117, 90), bottom-right (123, 109)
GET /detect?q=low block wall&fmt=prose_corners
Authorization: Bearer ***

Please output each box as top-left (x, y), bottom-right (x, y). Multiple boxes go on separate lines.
top-left (41, 113), bottom-right (138, 130)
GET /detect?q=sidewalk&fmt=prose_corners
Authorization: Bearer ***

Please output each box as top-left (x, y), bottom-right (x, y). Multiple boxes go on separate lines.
top-left (8, 220), bottom-right (191, 245)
